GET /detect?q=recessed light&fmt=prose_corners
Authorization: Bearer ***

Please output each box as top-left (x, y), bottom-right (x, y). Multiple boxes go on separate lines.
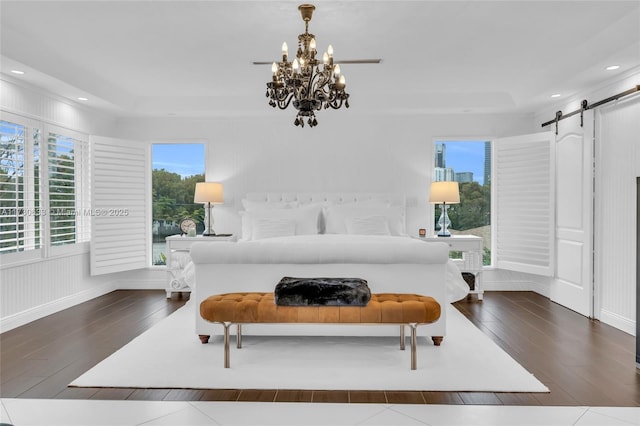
top-left (606, 65), bottom-right (620, 71)
top-left (10, 70), bottom-right (25, 75)
top-left (77, 97), bottom-right (88, 101)
top-left (551, 94), bottom-right (561, 98)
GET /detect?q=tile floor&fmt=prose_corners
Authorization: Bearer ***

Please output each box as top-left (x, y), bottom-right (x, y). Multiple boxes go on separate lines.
top-left (1, 399), bottom-right (639, 426)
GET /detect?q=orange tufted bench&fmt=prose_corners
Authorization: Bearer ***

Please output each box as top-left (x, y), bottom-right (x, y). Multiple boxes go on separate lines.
top-left (199, 292), bottom-right (442, 370)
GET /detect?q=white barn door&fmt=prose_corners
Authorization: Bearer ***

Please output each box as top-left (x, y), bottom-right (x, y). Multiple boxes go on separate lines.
top-left (552, 111), bottom-right (594, 317)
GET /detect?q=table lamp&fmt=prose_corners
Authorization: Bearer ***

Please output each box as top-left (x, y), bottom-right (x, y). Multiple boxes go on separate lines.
top-left (429, 181), bottom-right (460, 237)
top-left (194, 182), bottom-right (224, 236)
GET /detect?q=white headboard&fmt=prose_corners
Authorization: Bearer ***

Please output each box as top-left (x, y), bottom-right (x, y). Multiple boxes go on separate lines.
top-left (216, 193), bottom-right (408, 237)
top-left (244, 192), bottom-right (405, 208)
top-left (242, 192), bottom-right (407, 236)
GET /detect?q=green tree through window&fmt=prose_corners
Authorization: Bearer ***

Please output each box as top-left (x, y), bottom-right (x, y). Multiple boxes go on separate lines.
top-left (152, 144), bottom-right (205, 265)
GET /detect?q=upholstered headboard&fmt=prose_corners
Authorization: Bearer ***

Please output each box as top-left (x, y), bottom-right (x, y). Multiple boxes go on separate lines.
top-left (241, 192), bottom-right (407, 236)
top-left (244, 192), bottom-right (405, 208)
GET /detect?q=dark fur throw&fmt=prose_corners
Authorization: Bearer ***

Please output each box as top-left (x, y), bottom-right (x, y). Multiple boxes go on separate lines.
top-left (274, 277), bottom-right (371, 306)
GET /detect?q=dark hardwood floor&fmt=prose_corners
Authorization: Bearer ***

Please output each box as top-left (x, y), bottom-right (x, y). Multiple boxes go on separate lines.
top-left (1, 290), bottom-right (638, 406)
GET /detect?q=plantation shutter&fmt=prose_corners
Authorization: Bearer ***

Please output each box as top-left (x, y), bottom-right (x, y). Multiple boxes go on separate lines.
top-left (47, 130), bottom-right (90, 247)
top-left (494, 131), bottom-right (555, 276)
top-left (90, 135), bottom-right (148, 275)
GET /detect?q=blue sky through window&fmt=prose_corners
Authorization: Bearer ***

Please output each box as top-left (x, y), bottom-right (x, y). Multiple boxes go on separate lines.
top-left (152, 144), bottom-right (205, 177)
top-left (437, 140), bottom-right (488, 185)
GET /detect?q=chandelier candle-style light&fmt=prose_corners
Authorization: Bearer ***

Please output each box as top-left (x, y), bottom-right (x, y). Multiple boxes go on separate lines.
top-left (266, 4), bottom-right (350, 128)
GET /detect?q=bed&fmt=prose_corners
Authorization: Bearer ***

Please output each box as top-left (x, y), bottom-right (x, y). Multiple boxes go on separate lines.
top-left (190, 193), bottom-right (469, 341)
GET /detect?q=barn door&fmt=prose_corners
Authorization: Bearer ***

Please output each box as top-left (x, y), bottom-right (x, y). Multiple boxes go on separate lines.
top-left (552, 111), bottom-right (594, 317)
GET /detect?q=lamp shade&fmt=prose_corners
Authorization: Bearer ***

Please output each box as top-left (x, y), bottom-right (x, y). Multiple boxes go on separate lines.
top-left (428, 181), bottom-right (460, 204)
top-left (194, 182), bottom-right (224, 204)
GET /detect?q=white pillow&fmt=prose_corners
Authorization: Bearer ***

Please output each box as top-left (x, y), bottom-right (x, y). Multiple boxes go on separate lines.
top-left (321, 199), bottom-right (389, 234)
top-left (251, 218), bottom-right (296, 240)
top-left (242, 199), bottom-right (299, 211)
top-left (240, 204), bottom-right (322, 240)
top-left (345, 216), bottom-right (391, 236)
top-left (239, 211), bottom-right (252, 241)
top-left (325, 205), bottom-right (405, 235)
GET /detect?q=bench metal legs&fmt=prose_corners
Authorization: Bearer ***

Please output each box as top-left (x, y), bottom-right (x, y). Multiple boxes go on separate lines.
top-left (400, 324), bottom-right (419, 370)
top-left (410, 324), bottom-right (417, 370)
top-left (219, 323), bottom-right (242, 368)
top-left (221, 323), bottom-right (231, 368)
top-left (219, 322), bottom-right (421, 370)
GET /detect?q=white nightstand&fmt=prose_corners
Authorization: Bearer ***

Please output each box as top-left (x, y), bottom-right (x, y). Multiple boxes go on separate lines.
top-left (419, 235), bottom-right (484, 300)
top-left (165, 234), bottom-right (235, 298)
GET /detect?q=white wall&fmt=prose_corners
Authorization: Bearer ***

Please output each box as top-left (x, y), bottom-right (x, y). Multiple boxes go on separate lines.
top-left (596, 94), bottom-right (640, 334)
top-left (0, 77), bottom-right (116, 136)
top-left (534, 68), bottom-right (640, 334)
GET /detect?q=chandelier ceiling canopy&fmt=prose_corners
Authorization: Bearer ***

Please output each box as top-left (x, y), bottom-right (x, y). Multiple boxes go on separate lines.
top-left (265, 4), bottom-right (350, 128)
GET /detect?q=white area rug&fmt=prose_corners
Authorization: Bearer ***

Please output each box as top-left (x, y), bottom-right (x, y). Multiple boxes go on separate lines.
top-left (70, 303), bottom-right (548, 392)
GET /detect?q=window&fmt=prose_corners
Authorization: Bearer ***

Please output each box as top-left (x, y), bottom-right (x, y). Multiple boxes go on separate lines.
top-left (151, 143), bottom-right (205, 265)
top-left (0, 120), bottom-right (40, 254)
top-left (0, 114), bottom-right (90, 260)
top-left (434, 140), bottom-right (492, 265)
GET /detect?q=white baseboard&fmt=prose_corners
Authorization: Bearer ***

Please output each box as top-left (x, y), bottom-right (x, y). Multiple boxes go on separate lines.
top-left (528, 280), bottom-right (551, 298)
top-left (114, 278), bottom-right (165, 290)
top-left (481, 268), bottom-right (551, 298)
top-left (599, 308), bottom-right (635, 336)
top-left (0, 281), bottom-right (118, 333)
top-left (482, 281), bottom-right (535, 291)
top-left (482, 280), bottom-right (550, 298)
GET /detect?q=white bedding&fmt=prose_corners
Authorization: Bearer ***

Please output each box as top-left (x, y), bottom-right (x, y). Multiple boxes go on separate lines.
top-left (231, 234), bottom-right (447, 264)
top-left (188, 234), bottom-right (470, 303)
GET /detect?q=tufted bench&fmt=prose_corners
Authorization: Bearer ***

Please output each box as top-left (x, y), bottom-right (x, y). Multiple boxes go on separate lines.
top-left (199, 292), bottom-right (442, 370)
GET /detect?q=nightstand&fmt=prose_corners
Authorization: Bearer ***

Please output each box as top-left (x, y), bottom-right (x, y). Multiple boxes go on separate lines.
top-left (420, 235), bottom-right (484, 300)
top-left (165, 234), bottom-right (235, 298)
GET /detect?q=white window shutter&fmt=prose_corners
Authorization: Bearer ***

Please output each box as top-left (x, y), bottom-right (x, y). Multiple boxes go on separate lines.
top-left (90, 136), bottom-right (148, 275)
top-left (494, 132), bottom-right (555, 276)
top-left (47, 130), bottom-right (91, 247)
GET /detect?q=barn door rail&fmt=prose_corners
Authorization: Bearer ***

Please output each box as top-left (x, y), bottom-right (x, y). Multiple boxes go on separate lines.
top-left (541, 85), bottom-right (640, 134)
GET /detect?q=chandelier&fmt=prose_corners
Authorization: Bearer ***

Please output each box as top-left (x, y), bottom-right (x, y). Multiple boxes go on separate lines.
top-left (265, 4), bottom-right (350, 128)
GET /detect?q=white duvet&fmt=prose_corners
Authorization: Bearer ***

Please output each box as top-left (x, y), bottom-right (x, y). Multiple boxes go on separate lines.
top-left (187, 234), bottom-right (470, 303)
top-left (229, 234), bottom-right (448, 264)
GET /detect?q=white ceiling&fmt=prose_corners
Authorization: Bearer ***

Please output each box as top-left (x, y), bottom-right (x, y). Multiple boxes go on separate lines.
top-left (1, 1), bottom-right (639, 118)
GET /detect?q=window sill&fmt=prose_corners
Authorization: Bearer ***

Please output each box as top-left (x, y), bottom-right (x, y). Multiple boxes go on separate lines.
top-left (0, 242), bottom-right (90, 270)
top-left (147, 264), bottom-right (167, 270)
